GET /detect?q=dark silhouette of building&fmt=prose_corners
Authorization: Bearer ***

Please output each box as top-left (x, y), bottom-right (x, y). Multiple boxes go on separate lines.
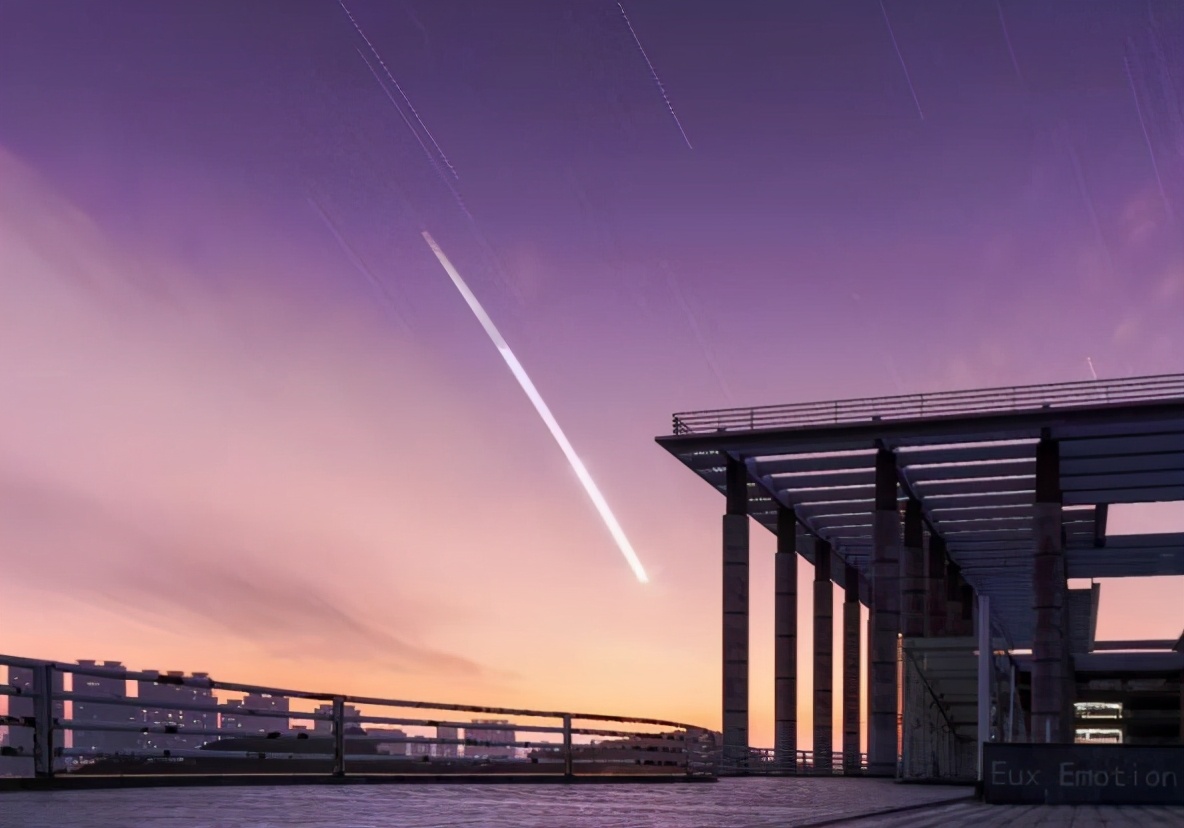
top-left (136, 671), bottom-right (217, 751)
top-left (436, 725), bottom-right (459, 758)
top-left (72, 660), bottom-right (139, 754)
top-left (366, 727), bottom-right (408, 755)
top-left (4, 666), bottom-right (64, 755)
top-left (465, 719), bottom-right (516, 759)
top-left (221, 693), bottom-right (289, 736)
top-left (311, 702), bottom-right (364, 735)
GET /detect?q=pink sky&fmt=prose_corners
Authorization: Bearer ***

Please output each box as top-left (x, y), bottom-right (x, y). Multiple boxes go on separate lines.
top-left (2, 147), bottom-right (1181, 748)
top-left (2, 2), bottom-right (1182, 749)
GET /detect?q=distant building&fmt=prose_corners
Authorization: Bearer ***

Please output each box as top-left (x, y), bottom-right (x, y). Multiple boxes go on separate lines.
top-left (436, 725), bottom-right (459, 758)
top-left (4, 667), bottom-right (65, 755)
top-left (72, 661), bottom-right (139, 754)
top-left (311, 703), bottom-right (365, 735)
top-left (367, 727), bottom-right (407, 756)
top-left (136, 671), bottom-right (217, 751)
top-left (406, 735), bottom-right (435, 757)
top-left (465, 719), bottom-right (516, 759)
top-left (220, 693), bottom-right (289, 736)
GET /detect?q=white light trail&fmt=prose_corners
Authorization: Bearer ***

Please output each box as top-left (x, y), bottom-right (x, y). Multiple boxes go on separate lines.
top-left (337, 0), bottom-right (459, 179)
top-left (421, 231), bottom-right (649, 584)
top-left (879, 0), bottom-right (925, 121)
top-left (618, 2), bottom-right (693, 150)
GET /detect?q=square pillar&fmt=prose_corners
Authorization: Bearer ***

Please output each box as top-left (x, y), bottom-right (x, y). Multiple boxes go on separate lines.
top-left (722, 456), bottom-right (750, 766)
top-left (813, 539), bottom-right (833, 774)
top-left (1031, 438), bottom-right (1067, 743)
top-left (842, 565), bottom-right (862, 774)
top-left (977, 594), bottom-right (992, 779)
top-left (901, 499), bottom-right (926, 639)
top-left (869, 448), bottom-right (901, 776)
top-left (774, 507), bottom-right (798, 772)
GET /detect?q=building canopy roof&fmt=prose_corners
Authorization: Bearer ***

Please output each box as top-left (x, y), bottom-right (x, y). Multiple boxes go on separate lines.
top-left (656, 374), bottom-right (1184, 648)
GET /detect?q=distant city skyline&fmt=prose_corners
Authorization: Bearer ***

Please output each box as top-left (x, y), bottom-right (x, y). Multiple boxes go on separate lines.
top-left (1, 1), bottom-right (1181, 749)
top-left (2, 659), bottom-right (516, 761)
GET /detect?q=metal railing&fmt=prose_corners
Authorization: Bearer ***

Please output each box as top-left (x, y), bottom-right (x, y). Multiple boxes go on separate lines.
top-left (670, 374), bottom-right (1184, 435)
top-left (0, 655), bottom-right (715, 783)
top-left (718, 748), bottom-right (868, 776)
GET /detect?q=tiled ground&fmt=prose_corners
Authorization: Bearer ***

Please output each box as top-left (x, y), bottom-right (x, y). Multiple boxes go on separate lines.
top-left (0, 778), bottom-right (971, 827)
top-left (2, 778), bottom-right (1179, 827)
top-left (839, 800), bottom-right (1184, 827)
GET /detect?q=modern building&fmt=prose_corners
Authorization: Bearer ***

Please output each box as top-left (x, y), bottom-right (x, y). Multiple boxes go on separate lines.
top-left (436, 725), bottom-right (459, 758)
top-left (136, 671), bottom-right (217, 751)
top-left (72, 661), bottom-right (139, 755)
top-left (311, 702), bottom-right (364, 735)
top-left (220, 693), bottom-right (289, 736)
top-left (656, 374), bottom-right (1184, 779)
top-left (367, 727), bottom-right (408, 756)
top-left (465, 719), bottom-right (516, 759)
top-left (4, 666), bottom-right (65, 755)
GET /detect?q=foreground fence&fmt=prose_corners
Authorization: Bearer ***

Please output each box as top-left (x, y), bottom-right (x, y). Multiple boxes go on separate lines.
top-left (0, 655), bottom-right (715, 783)
top-left (720, 748), bottom-right (868, 776)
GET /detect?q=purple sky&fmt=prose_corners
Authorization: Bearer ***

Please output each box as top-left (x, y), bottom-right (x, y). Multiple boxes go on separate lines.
top-left (1, 1), bottom-right (1182, 746)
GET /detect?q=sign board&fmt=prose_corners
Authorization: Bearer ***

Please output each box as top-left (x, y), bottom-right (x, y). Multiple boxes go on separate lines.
top-left (983, 743), bottom-right (1184, 805)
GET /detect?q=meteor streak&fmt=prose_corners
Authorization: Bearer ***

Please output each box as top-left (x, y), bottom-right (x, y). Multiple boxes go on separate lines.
top-left (307, 195), bottom-right (411, 331)
top-left (618, 3), bottom-right (693, 150)
top-left (421, 231), bottom-right (649, 584)
top-left (336, 0), bottom-right (459, 179)
top-left (1124, 52), bottom-right (1172, 220)
top-left (879, 0), bottom-right (925, 121)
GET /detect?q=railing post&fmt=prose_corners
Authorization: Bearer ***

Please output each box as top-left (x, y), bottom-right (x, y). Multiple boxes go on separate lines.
top-left (32, 663), bottom-right (54, 779)
top-left (562, 714), bottom-right (573, 778)
top-left (332, 696), bottom-right (345, 777)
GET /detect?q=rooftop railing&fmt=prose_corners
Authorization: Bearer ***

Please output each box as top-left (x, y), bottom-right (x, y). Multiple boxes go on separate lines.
top-left (0, 655), bottom-right (715, 783)
top-left (670, 374), bottom-right (1184, 436)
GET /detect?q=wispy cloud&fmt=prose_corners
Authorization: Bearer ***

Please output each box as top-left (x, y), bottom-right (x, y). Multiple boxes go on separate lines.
top-left (0, 469), bottom-right (484, 676)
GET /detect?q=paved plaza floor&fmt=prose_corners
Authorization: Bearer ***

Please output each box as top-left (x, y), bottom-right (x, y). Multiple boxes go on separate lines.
top-left (0, 777), bottom-right (1179, 826)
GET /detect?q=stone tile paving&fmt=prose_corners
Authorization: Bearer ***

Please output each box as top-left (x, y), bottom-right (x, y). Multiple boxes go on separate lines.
top-left (0, 778), bottom-right (971, 827)
top-left (837, 800), bottom-right (1184, 827)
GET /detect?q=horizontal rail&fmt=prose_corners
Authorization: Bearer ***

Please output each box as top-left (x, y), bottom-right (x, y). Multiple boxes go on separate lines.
top-left (3, 655), bottom-right (696, 732)
top-left (671, 374), bottom-right (1184, 435)
top-left (2, 654), bottom-right (715, 782)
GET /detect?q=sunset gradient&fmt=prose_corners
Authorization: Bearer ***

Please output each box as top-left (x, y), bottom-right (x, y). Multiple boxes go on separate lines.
top-left (1, 1), bottom-right (1182, 750)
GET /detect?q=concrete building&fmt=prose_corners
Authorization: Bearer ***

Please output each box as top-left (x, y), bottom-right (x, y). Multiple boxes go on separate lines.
top-left (367, 727), bottom-right (408, 756)
top-left (656, 374), bottom-right (1184, 778)
top-left (4, 666), bottom-right (65, 756)
top-left (72, 661), bottom-right (139, 755)
top-left (311, 702), bottom-right (365, 735)
top-left (465, 719), bottom-right (516, 759)
top-left (436, 725), bottom-right (459, 758)
top-left (220, 693), bottom-right (289, 736)
top-left (136, 671), bottom-right (217, 751)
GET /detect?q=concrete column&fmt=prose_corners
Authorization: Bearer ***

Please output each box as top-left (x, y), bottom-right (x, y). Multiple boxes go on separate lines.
top-left (722, 455), bottom-right (750, 766)
top-left (869, 448), bottom-right (901, 776)
top-left (1179, 667), bottom-right (1184, 742)
top-left (865, 613), bottom-right (873, 765)
top-left (901, 500), bottom-right (926, 639)
top-left (977, 594), bottom-right (992, 780)
top-left (1031, 438), bottom-right (1067, 744)
top-left (926, 535), bottom-right (948, 637)
top-left (813, 539), bottom-right (833, 774)
top-left (774, 507), bottom-right (798, 772)
top-left (842, 565), bottom-right (862, 774)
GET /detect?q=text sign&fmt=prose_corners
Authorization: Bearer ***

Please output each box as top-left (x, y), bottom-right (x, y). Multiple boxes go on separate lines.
top-left (983, 743), bottom-right (1184, 805)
